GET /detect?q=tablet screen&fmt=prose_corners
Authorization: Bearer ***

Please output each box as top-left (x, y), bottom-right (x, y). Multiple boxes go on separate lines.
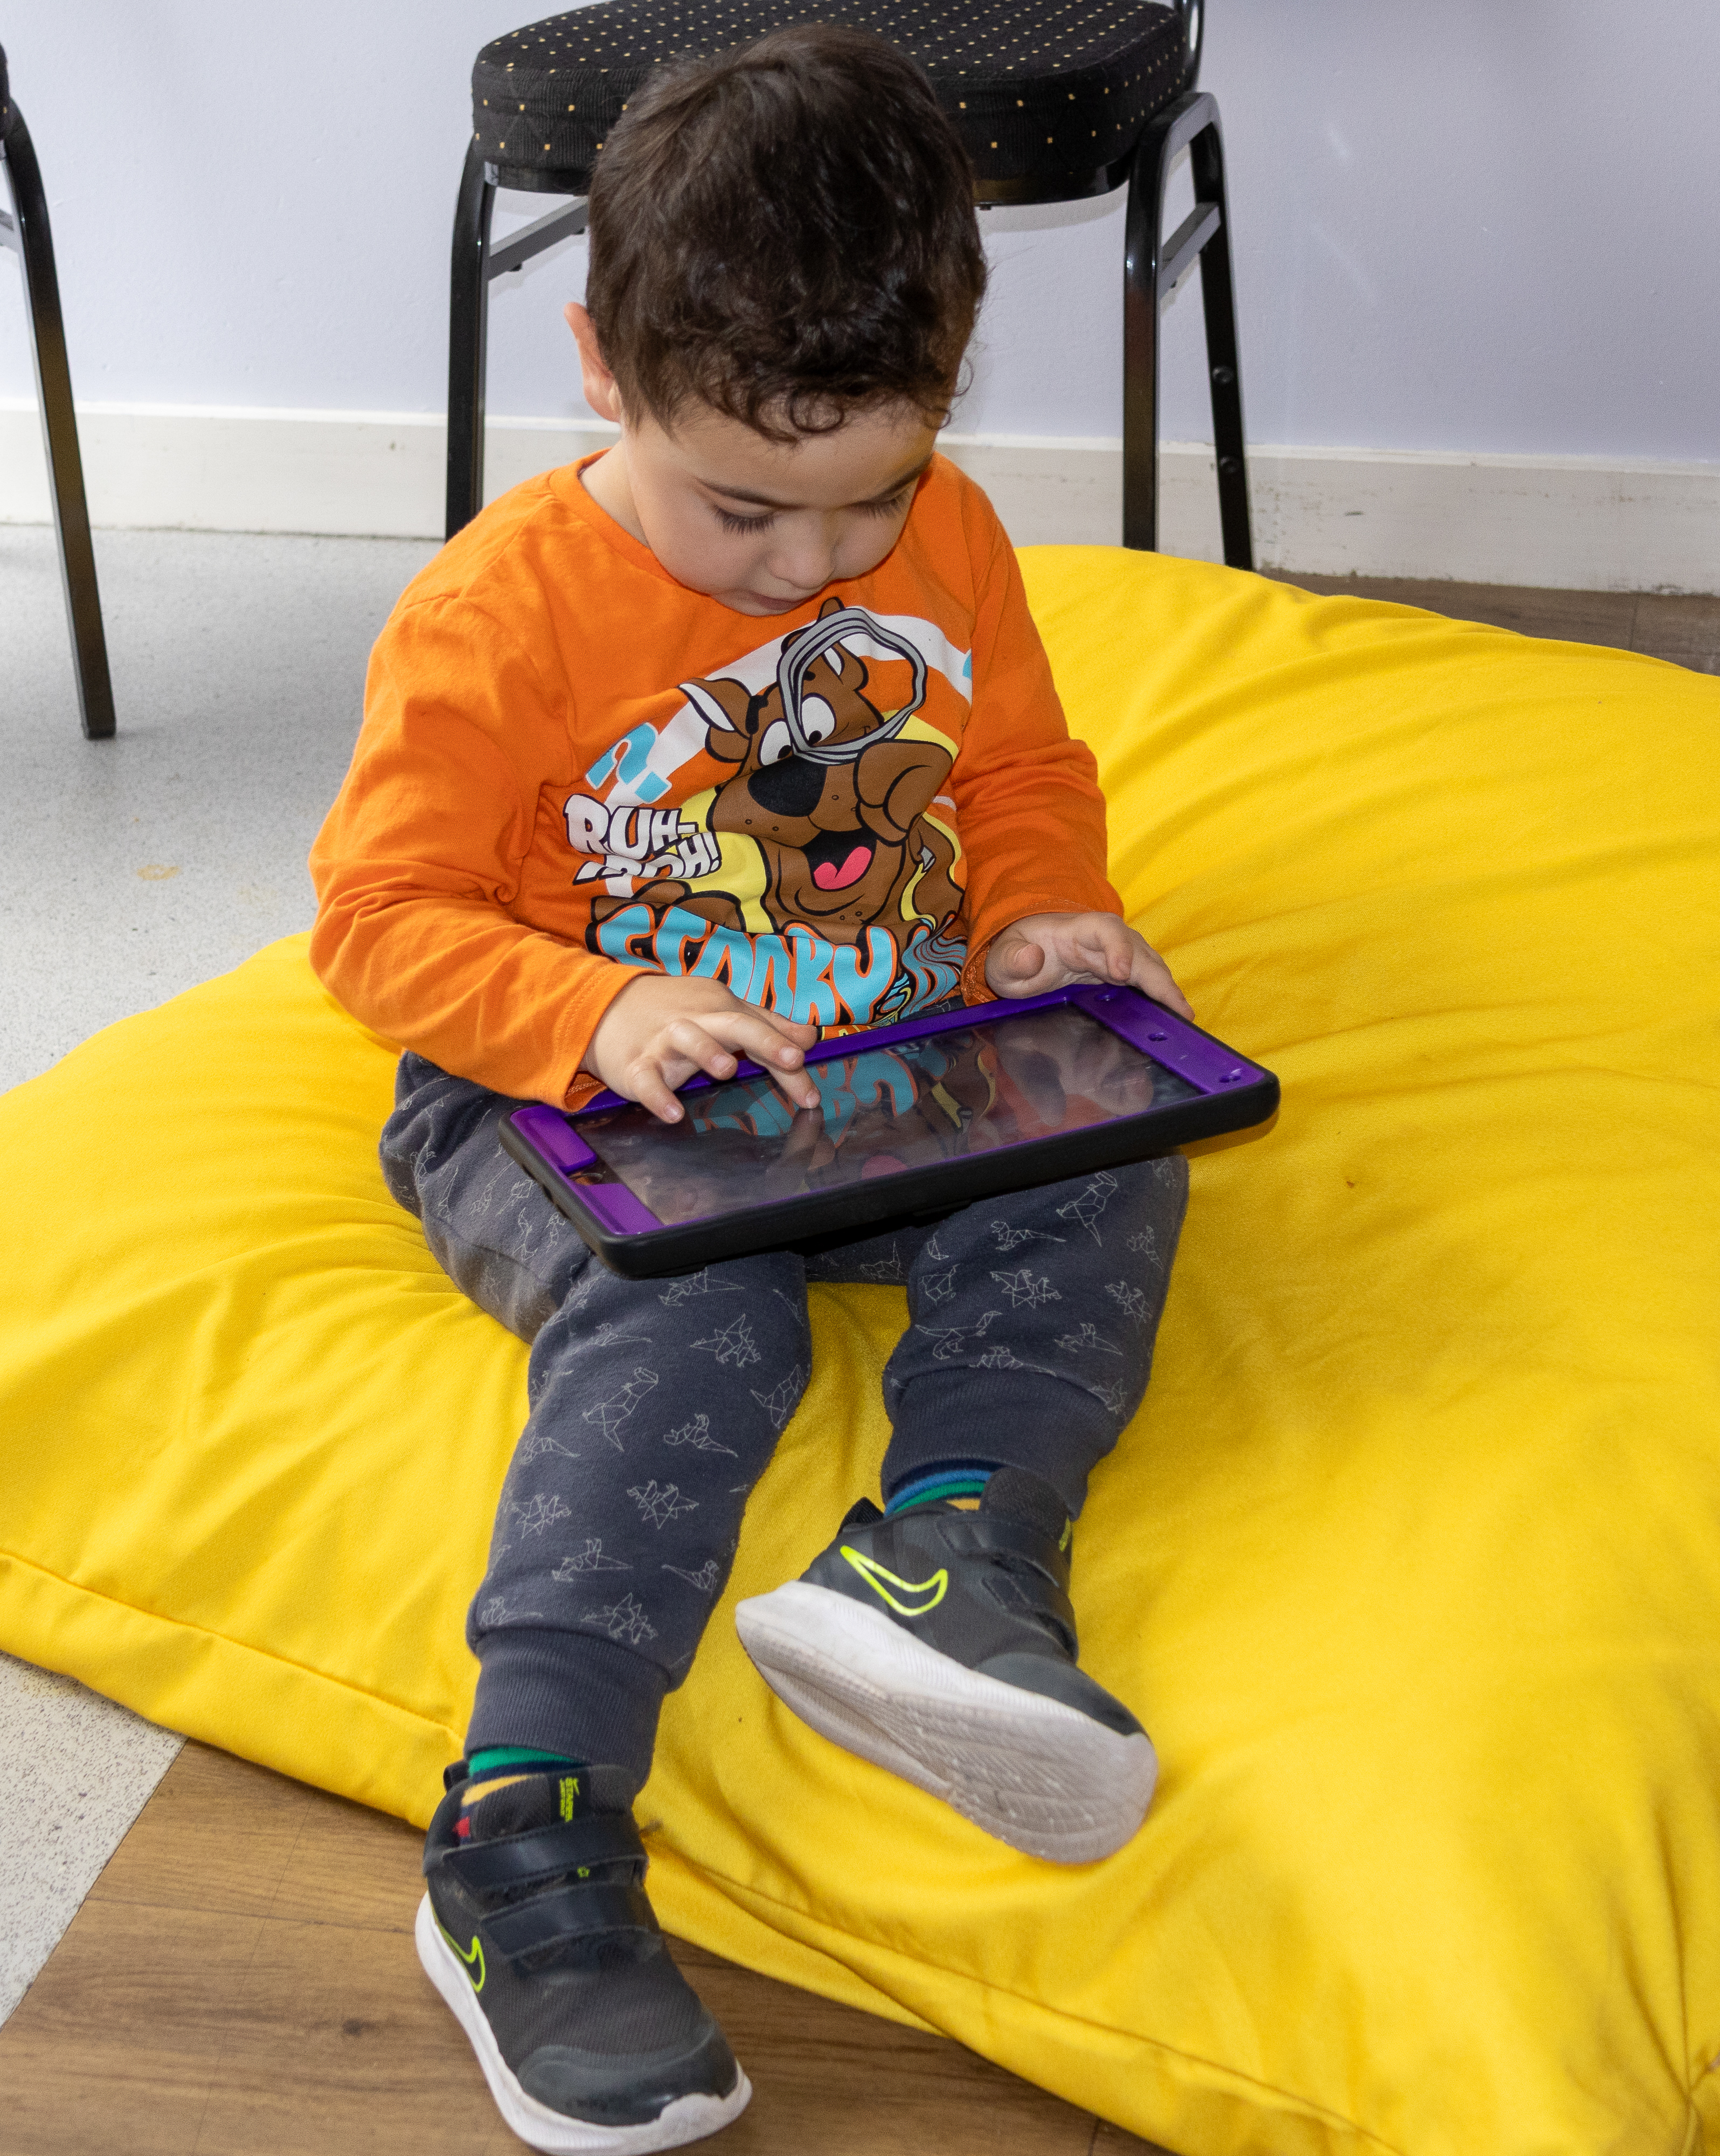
top-left (573, 1003), bottom-right (1202, 1227)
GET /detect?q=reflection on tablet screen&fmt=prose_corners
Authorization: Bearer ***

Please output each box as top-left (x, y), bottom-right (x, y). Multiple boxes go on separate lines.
top-left (575, 1004), bottom-right (1202, 1227)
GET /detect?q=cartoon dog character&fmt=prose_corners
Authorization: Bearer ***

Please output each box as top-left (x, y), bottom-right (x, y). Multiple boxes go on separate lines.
top-left (590, 598), bottom-right (962, 953)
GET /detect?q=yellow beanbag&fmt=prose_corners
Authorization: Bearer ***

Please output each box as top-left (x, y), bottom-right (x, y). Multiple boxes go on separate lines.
top-left (2, 548), bottom-right (1717, 2154)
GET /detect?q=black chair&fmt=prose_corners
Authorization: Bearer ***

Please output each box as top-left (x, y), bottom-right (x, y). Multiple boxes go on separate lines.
top-left (446, 0), bottom-right (1251, 568)
top-left (0, 44), bottom-right (114, 740)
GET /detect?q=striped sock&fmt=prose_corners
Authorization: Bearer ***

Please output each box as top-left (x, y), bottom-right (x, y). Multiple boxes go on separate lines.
top-left (884, 1461), bottom-right (1002, 1515)
top-left (457, 1747), bottom-right (585, 1839)
top-left (463, 1744), bottom-right (581, 1795)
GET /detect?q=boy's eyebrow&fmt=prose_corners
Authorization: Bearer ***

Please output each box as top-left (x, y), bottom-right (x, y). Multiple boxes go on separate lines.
top-left (698, 457), bottom-right (932, 511)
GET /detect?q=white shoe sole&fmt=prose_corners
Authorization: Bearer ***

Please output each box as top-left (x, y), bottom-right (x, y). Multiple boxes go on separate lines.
top-left (734, 1580), bottom-right (1156, 1864)
top-left (415, 1895), bottom-right (752, 2153)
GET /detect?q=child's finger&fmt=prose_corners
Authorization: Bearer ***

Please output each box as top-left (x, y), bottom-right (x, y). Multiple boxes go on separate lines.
top-left (695, 1013), bottom-right (822, 1109)
top-left (630, 1058), bottom-right (689, 1124)
top-left (987, 931), bottom-right (1050, 994)
top-left (662, 1018), bottom-right (749, 1080)
top-left (1072, 931), bottom-right (1124, 971)
top-left (1128, 945), bottom-right (1194, 1019)
top-left (1067, 925), bottom-right (1128, 982)
top-left (765, 1066), bottom-right (822, 1112)
top-left (676, 1011), bottom-right (783, 1062)
top-left (709, 993), bottom-right (817, 1048)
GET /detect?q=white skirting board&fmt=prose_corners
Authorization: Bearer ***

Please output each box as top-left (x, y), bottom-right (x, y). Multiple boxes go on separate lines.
top-left (2, 402), bottom-right (1715, 593)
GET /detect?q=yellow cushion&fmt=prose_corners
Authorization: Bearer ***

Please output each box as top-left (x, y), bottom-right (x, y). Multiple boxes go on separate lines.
top-left (3, 547), bottom-right (1718, 2152)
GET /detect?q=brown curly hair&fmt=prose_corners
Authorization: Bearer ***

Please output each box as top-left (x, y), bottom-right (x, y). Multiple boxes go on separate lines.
top-left (584, 23), bottom-right (987, 443)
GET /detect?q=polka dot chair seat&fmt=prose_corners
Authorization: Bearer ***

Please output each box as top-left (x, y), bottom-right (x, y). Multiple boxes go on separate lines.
top-left (472, 0), bottom-right (1195, 194)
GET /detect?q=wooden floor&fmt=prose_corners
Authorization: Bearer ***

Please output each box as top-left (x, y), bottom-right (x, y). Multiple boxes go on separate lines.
top-left (3, 577), bottom-right (1714, 2156)
top-left (0, 1742), bottom-right (1163, 2156)
top-left (1268, 572), bottom-right (1720, 673)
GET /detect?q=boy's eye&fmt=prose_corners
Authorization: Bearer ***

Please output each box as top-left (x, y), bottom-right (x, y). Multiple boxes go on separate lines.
top-left (715, 488), bottom-right (911, 536)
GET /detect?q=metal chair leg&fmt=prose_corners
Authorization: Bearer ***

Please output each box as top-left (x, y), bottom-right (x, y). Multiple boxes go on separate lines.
top-left (1, 102), bottom-right (115, 740)
top-left (446, 140), bottom-right (496, 541)
top-left (1191, 112), bottom-right (1253, 570)
top-left (1121, 90), bottom-right (1253, 570)
top-left (1121, 132), bottom-right (1166, 554)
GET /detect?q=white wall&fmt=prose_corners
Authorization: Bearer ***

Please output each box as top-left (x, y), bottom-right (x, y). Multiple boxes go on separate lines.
top-left (3, 2), bottom-right (1717, 579)
top-left (968, 0), bottom-right (1720, 461)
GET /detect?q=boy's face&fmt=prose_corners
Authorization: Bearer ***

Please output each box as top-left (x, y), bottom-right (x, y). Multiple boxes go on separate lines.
top-left (567, 303), bottom-right (938, 616)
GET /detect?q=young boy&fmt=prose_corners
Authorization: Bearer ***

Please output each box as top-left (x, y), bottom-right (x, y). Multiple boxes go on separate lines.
top-left (311, 25), bottom-right (1190, 2151)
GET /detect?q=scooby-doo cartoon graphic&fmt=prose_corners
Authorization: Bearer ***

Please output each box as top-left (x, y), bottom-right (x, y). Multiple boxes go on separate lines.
top-left (582, 598), bottom-right (967, 1025)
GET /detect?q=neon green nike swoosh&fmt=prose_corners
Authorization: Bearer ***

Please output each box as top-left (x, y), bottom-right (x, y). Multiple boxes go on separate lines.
top-left (439, 1917), bottom-right (486, 1993)
top-left (840, 1546), bottom-right (948, 1618)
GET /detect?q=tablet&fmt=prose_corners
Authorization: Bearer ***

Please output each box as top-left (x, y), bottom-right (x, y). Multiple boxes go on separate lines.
top-left (500, 985), bottom-right (1278, 1279)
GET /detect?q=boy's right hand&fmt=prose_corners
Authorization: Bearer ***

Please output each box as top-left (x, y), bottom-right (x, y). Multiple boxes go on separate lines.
top-left (582, 974), bottom-right (820, 1124)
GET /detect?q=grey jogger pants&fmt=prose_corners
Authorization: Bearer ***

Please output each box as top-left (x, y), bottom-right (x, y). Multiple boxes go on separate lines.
top-left (382, 1052), bottom-right (1188, 1789)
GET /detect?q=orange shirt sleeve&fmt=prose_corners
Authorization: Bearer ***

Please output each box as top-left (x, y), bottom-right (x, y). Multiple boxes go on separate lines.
top-left (309, 593), bottom-right (632, 1105)
top-left (949, 488), bottom-right (1121, 1004)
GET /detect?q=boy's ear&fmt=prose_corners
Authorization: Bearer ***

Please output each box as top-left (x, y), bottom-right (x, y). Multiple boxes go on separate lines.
top-left (565, 302), bottom-right (626, 425)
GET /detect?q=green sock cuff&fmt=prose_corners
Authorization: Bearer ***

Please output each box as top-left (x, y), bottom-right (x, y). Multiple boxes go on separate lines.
top-left (466, 1745), bottom-right (581, 1781)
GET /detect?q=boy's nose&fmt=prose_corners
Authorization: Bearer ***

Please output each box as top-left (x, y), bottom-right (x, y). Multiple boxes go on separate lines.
top-left (768, 518), bottom-right (838, 594)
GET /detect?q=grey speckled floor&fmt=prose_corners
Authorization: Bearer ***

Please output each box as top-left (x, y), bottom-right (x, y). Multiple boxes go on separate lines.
top-left (1, 524), bottom-right (437, 1093)
top-left (0, 523), bottom-right (436, 2022)
top-left (0, 1654), bottom-right (184, 2024)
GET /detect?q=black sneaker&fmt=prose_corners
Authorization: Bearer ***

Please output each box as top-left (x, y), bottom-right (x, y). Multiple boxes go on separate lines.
top-left (734, 1468), bottom-right (1155, 1864)
top-left (417, 1763), bottom-right (750, 2151)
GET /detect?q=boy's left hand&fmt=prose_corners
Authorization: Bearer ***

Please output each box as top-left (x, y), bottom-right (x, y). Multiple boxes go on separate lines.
top-left (984, 911), bottom-right (1193, 1020)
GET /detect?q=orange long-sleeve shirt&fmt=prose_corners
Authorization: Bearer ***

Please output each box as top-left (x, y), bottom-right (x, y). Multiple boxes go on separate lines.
top-left (310, 453), bottom-right (1120, 1107)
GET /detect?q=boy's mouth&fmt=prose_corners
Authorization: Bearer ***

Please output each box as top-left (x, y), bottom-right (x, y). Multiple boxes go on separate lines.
top-left (804, 828), bottom-right (875, 891)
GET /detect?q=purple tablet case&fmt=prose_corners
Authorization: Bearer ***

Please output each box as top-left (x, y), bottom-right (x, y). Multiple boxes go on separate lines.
top-left (502, 985), bottom-right (1277, 1276)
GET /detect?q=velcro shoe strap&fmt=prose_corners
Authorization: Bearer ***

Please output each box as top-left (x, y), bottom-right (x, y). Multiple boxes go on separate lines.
top-left (445, 1811), bottom-right (644, 1895)
top-left (484, 1879), bottom-right (658, 1962)
top-left (996, 1569), bottom-right (1079, 1655)
top-left (943, 1513), bottom-right (1071, 1586)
